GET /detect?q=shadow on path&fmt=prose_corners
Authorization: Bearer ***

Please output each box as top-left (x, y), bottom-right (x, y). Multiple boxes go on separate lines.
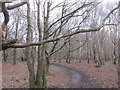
top-left (52, 63), bottom-right (101, 88)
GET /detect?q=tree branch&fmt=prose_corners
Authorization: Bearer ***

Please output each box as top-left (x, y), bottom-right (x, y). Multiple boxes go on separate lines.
top-left (2, 39), bottom-right (18, 50)
top-left (1, 2), bottom-right (9, 30)
top-left (2, 27), bottom-right (101, 50)
top-left (1, 1), bottom-right (120, 50)
top-left (0, 1), bottom-right (28, 12)
top-left (7, 1), bottom-right (28, 10)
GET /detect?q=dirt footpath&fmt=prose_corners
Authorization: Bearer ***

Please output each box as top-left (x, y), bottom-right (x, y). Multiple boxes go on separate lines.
top-left (53, 63), bottom-right (101, 88)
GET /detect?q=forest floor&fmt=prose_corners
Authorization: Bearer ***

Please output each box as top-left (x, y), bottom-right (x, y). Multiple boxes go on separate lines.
top-left (2, 61), bottom-right (70, 88)
top-left (53, 63), bottom-right (101, 88)
top-left (2, 59), bottom-right (118, 88)
top-left (54, 59), bottom-right (118, 88)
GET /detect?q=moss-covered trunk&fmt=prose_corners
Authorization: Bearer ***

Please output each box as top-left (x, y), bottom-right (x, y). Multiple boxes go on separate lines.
top-left (36, 44), bottom-right (47, 88)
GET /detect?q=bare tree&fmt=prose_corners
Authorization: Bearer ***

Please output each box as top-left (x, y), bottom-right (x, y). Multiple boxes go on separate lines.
top-left (26, 2), bottom-right (36, 88)
top-left (118, 1), bottom-right (120, 88)
top-left (1, 0), bottom-right (120, 88)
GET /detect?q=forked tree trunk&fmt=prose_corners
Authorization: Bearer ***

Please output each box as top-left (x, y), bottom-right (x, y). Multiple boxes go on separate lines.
top-left (35, 1), bottom-right (49, 88)
top-left (36, 2), bottom-right (50, 87)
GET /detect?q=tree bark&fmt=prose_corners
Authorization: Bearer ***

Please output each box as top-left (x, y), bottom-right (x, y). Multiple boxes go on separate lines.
top-left (13, 13), bottom-right (19, 65)
top-left (36, 1), bottom-right (50, 88)
top-left (118, 38), bottom-right (120, 88)
top-left (3, 50), bottom-right (6, 62)
top-left (118, 1), bottom-right (120, 88)
top-left (26, 2), bottom-right (35, 88)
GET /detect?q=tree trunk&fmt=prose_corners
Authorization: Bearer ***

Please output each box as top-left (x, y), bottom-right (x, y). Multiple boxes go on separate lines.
top-left (86, 33), bottom-right (89, 64)
top-left (35, 1), bottom-right (49, 88)
top-left (46, 55), bottom-right (50, 74)
top-left (3, 50), bottom-right (7, 62)
top-left (118, 1), bottom-right (120, 88)
top-left (118, 38), bottom-right (120, 88)
top-left (13, 12), bottom-right (19, 65)
top-left (26, 2), bottom-right (35, 88)
top-left (0, 30), bottom-right (2, 89)
top-left (36, 44), bottom-right (47, 88)
top-left (13, 48), bottom-right (16, 65)
top-left (93, 44), bottom-right (97, 63)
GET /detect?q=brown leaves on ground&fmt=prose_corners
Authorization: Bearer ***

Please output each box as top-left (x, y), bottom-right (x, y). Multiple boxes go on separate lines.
top-left (2, 59), bottom-right (118, 88)
top-left (54, 60), bottom-right (118, 88)
top-left (2, 63), bottom-right (29, 88)
top-left (2, 62), bottom-right (70, 88)
top-left (46, 65), bottom-right (70, 88)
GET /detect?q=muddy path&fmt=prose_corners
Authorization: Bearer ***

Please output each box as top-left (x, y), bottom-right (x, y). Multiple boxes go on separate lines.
top-left (52, 63), bottom-right (101, 88)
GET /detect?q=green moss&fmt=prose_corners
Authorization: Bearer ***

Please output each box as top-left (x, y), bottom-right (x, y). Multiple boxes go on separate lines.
top-left (36, 76), bottom-right (47, 88)
top-left (29, 81), bottom-right (35, 88)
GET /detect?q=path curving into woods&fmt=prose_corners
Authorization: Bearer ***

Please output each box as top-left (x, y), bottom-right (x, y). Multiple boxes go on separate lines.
top-left (52, 63), bottom-right (101, 88)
